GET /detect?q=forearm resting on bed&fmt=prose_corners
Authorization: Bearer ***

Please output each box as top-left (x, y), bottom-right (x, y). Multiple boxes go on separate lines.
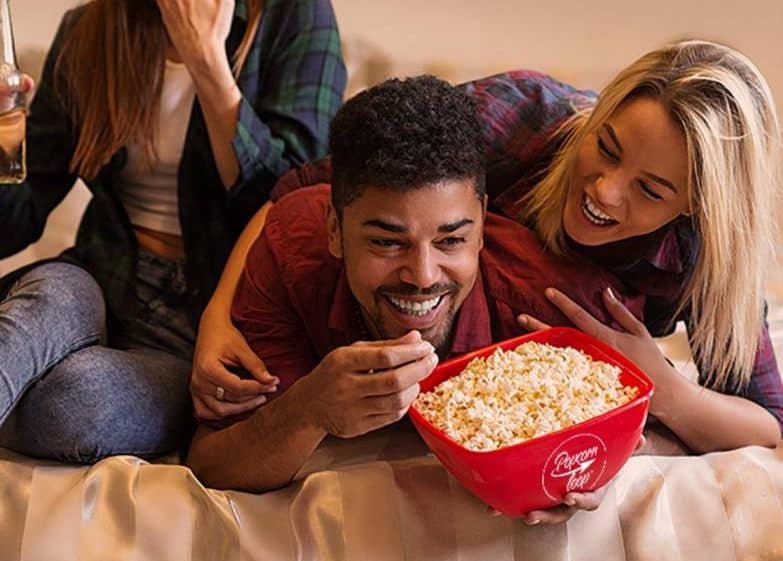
top-left (652, 367), bottom-right (781, 453)
top-left (187, 380), bottom-right (327, 492)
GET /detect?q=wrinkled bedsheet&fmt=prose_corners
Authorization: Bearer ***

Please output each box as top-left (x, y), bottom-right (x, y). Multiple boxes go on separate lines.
top-left (2, 428), bottom-right (783, 561)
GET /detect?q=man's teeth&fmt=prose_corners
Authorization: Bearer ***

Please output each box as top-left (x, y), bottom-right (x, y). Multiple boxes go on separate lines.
top-left (582, 196), bottom-right (616, 225)
top-left (388, 295), bottom-right (442, 316)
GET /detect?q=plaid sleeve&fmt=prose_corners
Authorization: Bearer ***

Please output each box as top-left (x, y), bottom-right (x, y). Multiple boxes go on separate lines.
top-left (228, 0), bottom-right (346, 200)
top-left (742, 312), bottom-right (783, 435)
top-left (461, 70), bottom-right (596, 167)
top-left (459, 70), bottom-right (596, 215)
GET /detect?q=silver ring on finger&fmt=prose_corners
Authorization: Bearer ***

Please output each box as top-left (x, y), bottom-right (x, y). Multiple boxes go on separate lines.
top-left (215, 386), bottom-right (225, 401)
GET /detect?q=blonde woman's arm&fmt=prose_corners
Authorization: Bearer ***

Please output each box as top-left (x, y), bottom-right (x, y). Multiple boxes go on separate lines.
top-left (519, 287), bottom-right (781, 453)
top-left (190, 202), bottom-right (279, 422)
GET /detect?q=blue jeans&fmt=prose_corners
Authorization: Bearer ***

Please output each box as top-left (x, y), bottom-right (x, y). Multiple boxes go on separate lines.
top-left (0, 253), bottom-right (195, 463)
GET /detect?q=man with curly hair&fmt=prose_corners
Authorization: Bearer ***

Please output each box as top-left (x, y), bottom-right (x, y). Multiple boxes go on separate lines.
top-left (187, 76), bottom-right (641, 522)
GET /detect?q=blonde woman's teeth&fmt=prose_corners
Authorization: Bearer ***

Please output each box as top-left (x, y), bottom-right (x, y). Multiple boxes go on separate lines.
top-left (582, 195), bottom-right (617, 225)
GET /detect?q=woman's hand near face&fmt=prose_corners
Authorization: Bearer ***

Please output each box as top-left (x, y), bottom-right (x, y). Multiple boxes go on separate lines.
top-left (155, 0), bottom-right (243, 188)
top-left (155, 0), bottom-right (235, 66)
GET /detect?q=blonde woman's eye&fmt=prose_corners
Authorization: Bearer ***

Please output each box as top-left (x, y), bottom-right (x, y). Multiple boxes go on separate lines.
top-left (639, 180), bottom-right (663, 201)
top-left (597, 138), bottom-right (618, 161)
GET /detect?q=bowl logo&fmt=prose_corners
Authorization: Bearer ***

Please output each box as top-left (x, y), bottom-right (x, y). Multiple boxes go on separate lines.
top-left (541, 433), bottom-right (608, 502)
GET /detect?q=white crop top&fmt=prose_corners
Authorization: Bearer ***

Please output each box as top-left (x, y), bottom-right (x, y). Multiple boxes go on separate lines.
top-left (116, 60), bottom-right (196, 236)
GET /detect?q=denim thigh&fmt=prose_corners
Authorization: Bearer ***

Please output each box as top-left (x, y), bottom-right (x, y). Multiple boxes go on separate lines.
top-left (0, 251), bottom-right (197, 462)
top-left (0, 345), bottom-right (193, 462)
top-left (0, 262), bottom-right (105, 426)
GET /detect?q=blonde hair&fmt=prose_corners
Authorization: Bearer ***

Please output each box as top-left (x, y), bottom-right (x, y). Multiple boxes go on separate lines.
top-left (522, 40), bottom-right (781, 391)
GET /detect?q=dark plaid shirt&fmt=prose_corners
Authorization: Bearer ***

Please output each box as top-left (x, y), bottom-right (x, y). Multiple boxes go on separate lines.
top-left (270, 69), bottom-right (783, 432)
top-left (0, 0), bottom-right (346, 329)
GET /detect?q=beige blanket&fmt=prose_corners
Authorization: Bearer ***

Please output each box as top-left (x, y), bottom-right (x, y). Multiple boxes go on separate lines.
top-left (2, 280), bottom-right (783, 561)
top-left (2, 426), bottom-right (783, 561)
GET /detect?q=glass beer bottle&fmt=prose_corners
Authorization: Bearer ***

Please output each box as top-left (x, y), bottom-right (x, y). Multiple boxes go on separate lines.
top-left (0, 0), bottom-right (25, 184)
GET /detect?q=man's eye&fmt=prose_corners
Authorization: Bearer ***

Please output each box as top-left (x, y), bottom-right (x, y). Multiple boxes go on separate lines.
top-left (438, 237), bottom-right (466, 247)
top-left (597, 138), bottom-right (618, 161)
top-left (370, 239), bottom-right (402, 248)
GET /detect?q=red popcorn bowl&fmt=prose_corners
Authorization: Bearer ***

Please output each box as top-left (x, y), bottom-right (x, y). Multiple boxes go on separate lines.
top-left (408, 327), bottom-right (653, 517)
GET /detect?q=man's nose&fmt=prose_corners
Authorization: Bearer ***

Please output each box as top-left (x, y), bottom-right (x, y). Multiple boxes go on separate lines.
top-left (399, 245), bottom-right (440, 288)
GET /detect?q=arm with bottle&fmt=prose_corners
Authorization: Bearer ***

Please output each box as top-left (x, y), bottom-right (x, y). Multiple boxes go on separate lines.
top-left (0, 7), bottom-right (81, 259)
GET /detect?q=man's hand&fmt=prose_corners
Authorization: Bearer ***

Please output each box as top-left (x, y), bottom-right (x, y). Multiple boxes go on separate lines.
top-left (301, 331), bottom-right (438, 438)
top-left (488, 436), bottom-right (646, 524)
top-left (191, 307), bottom-right (278, 421)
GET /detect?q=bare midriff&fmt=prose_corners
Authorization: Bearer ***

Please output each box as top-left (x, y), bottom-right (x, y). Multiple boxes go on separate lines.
top-left (134, 225), bottom-right (185, 261)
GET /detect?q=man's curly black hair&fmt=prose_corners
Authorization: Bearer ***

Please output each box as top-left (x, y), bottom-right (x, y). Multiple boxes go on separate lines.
top-left (329, 75), bottom-right (485, 215)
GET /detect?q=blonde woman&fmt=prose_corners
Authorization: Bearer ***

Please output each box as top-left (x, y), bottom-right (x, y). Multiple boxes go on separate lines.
top-left (0, 0), bottom-right (345, 462)
top-left (470, 40), bottom-right (782, 454)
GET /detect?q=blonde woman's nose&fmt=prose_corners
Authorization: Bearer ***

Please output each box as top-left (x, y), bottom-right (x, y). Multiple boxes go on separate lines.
top-left (593, 172), bottom-right (625, 207)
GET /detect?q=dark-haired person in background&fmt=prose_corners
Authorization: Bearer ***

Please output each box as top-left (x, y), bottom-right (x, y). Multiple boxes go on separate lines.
top-left (187, 75), bottom-right (643, 524)
top-left (0, 0), bottom-right (345, 463)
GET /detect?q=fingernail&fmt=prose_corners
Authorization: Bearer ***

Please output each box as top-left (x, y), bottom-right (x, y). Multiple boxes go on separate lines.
top-left (526, 518), bottom-right (541, 526)
top-left (606, 286), bottom-right (617, 301)
top-left (544, 288), bottom-right (555, 299)
top-left (564, 497), bottom-right (576, 507)
top-left (518, 315), bottom-right (528, 326)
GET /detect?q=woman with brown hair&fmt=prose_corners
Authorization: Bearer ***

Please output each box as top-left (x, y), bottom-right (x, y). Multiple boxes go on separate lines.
top-left (0, 0), bottom-right (346, 463)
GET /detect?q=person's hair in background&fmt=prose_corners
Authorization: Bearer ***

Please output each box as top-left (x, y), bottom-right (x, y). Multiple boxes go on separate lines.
top-left (53, 0), bottom-right (263, 180)
top-left (329, 74), bottom-right (486, 217)
top-left (522, 40), bottom-right (781, 392)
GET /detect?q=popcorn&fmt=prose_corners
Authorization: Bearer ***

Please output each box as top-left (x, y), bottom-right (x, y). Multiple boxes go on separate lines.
top-left (414, 342), bottom-right (639, 451)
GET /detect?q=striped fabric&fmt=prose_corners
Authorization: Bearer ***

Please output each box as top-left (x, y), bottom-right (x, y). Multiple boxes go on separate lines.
top-left (1, 320), bottom-right (782, 560)
top-left (1, 432), bottom-right (782, 560)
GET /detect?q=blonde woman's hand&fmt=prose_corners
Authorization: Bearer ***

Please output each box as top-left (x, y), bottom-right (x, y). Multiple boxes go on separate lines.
top-left (155, 0), bottom-right (235, 65)
top-left (517, 287), bottom-right (678, 396)
top-left (191, 306), bottom-right (278, 422)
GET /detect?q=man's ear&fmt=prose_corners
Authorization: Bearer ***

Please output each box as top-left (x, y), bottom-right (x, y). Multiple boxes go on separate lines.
top-left (327, 202), bottom-right (343, 258)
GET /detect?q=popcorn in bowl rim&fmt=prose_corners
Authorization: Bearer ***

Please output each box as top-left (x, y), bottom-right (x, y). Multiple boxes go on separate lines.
top-left (413, 341), bottom-right (639, 451)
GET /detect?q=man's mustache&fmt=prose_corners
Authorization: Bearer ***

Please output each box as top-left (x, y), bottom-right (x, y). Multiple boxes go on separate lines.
top-left (379, 282), bottom-right (459, 297)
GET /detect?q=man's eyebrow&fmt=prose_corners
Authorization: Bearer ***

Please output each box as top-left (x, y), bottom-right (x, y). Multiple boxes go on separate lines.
top-left (604, 123), bottom-right (623, 154)
top-left (362, 219), bottom-right (407, 233)
top-left (438, 219), bottom-right (474, 233)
